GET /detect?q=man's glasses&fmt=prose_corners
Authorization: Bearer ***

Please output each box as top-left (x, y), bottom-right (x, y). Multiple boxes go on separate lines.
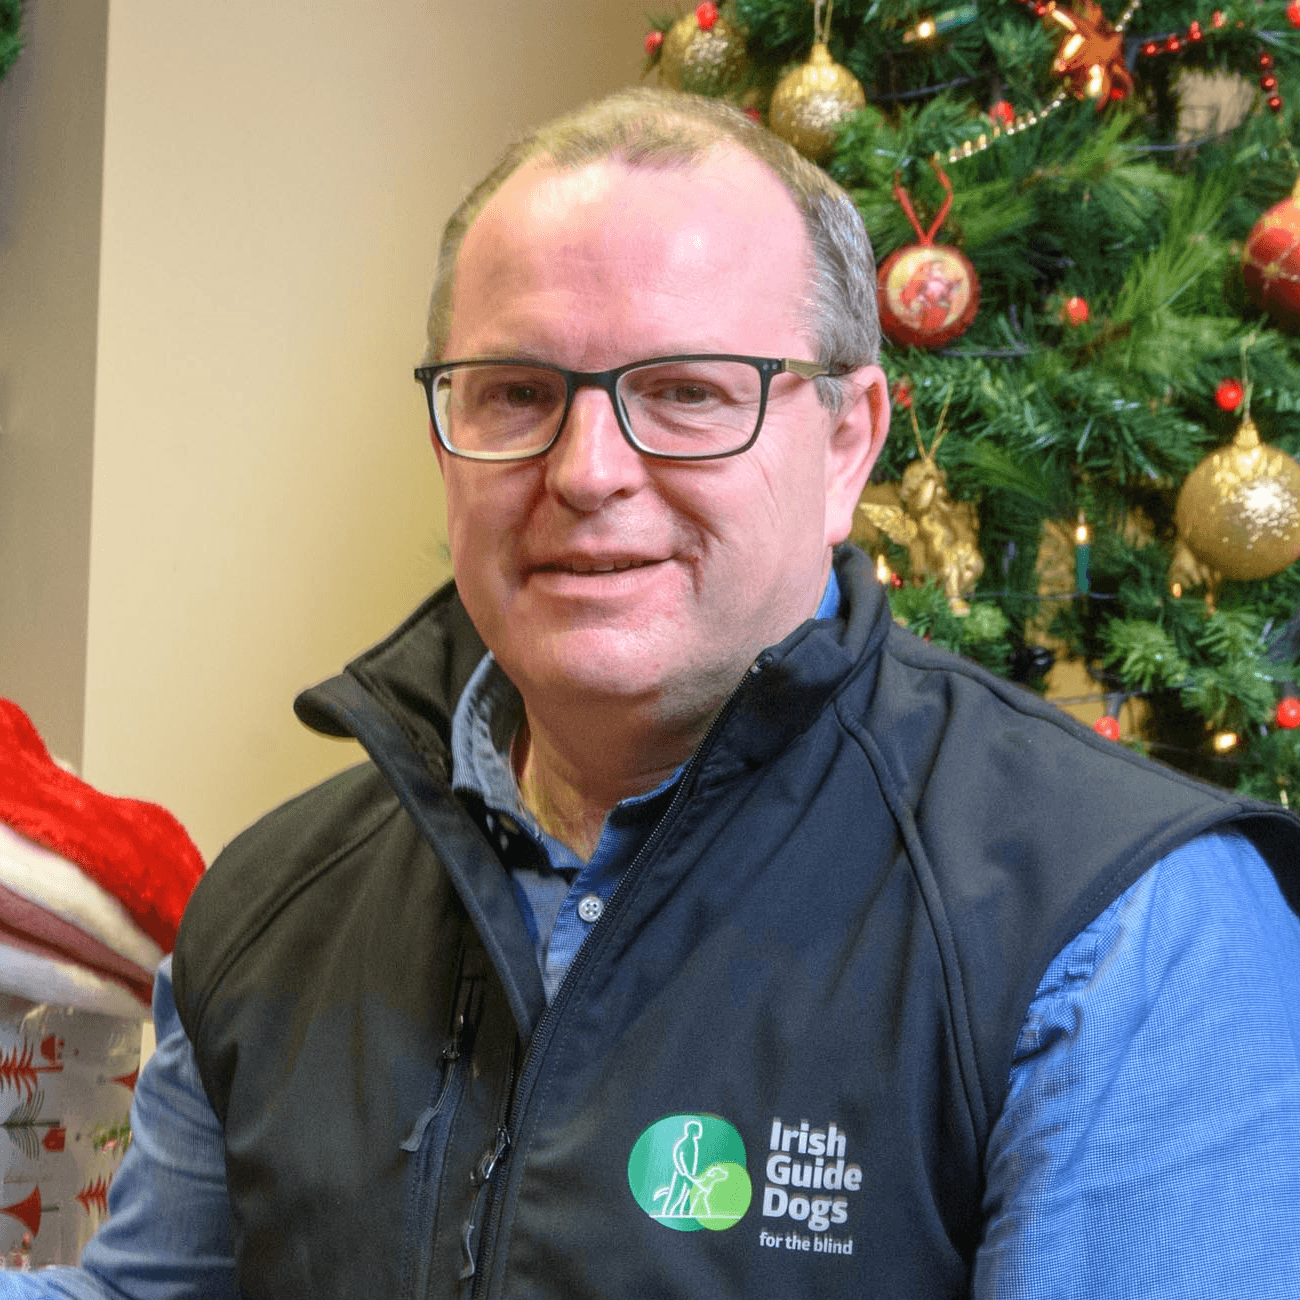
top-left (413, 354), bottom-right (835, 462)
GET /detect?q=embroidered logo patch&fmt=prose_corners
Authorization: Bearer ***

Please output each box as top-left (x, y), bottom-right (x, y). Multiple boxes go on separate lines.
top-left (627, 1113), bottom-right (753, 1232)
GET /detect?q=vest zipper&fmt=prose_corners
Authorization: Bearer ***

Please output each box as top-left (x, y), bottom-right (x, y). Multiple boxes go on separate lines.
top-left (458, 1124), bottom-right (511, 1283)
top-left (464, 658), bottom-right (768, 1297)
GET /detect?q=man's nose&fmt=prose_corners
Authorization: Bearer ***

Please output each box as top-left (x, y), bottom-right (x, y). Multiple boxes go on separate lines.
top-left (543, 385), bottom-right (647, 510)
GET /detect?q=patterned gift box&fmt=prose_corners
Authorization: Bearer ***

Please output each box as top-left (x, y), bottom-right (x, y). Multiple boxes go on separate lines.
top-left (0, 998), bottom-right (142, 1268)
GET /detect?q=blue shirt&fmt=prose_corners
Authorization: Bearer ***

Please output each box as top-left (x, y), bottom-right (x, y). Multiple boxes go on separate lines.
top-left (447, 573), bottom-right (847, 1001)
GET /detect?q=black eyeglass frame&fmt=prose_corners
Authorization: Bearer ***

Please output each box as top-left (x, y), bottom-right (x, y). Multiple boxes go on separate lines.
top-left (413, 353), bottom-right (837, 463)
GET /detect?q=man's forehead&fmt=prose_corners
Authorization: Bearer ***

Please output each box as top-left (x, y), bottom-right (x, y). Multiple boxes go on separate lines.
top-left (471, 146), bottom-right (799, 245)
top-left (447, 146), bottom-right (815, 357)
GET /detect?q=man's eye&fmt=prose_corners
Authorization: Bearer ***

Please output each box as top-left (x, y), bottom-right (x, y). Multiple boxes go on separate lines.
top-left (502, 384), bottom-right (541, 407)
top-left (659, 383), bottom-right (713, 405)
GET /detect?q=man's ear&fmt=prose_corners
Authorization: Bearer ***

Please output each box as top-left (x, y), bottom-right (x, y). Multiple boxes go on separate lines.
top-left (825, 365), bottom-right (891, 547)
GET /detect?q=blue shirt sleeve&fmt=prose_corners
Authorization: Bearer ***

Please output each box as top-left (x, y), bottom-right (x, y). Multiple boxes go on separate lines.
top-left (0, 957), bottom-right (237, 1299)
top-left (974, 830), bottom-right (1300, 1299)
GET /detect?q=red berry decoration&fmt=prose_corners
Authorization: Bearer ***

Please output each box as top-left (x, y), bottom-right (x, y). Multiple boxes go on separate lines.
top-left (892, 377), bottom-right (914, 409)
top-left (989, 100), bottom-right (1016, 127)
top-left (1215, 377), bottom-right (1244, 410)
top-left (1094, 715), bottom-right (1121, 740)
top-left (695, 1), bottom-right (718, 30)
top-left (644, 29), bottom-right (664, 54)
top-left (1277, 697), bottom-right (1300, 728)
top-left (1243, 185), bottom-right (1300, 332)
top-left (1062, 295), bottom-right (1090, 326)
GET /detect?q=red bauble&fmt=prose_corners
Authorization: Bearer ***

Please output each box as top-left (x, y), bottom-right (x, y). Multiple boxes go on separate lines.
top-left (644, 29), bottom-right (664, 54)
top-left (1062, 295), bottom-right (1089, 326)
top-left (695, 1), bottom-right (718, 30)
top-left (1093, 715), bottom-right (1121, 740)
top-left (1289, 0), bottom-right (1300, 27)
top-left (1242, 187), bottom-right (1300, 332)
top-left (989, 99), bottom-right (1016, 127)
top-left (1277, 697), bottom-right (1300, 728)
top-left (877, 165), bottom-right (979, 349)
top-left (879, 245), bottom-right (979, 347)
top-left (1215, 377), bottom-right (1244, 410)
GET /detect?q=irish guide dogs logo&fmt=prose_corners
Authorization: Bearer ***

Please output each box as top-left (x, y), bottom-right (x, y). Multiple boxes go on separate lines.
top-left (627, 1114), bottom-right (753, 1232)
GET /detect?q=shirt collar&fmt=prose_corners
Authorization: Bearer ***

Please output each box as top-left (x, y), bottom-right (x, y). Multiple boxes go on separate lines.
top-left (450, 566), bottom-right (843, 817)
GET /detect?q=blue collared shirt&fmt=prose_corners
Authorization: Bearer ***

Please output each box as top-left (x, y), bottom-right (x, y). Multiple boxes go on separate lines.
top-left (448, 573), bottom-right (845, 1000)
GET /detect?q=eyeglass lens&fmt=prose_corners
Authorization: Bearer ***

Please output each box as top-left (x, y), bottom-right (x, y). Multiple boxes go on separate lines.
top-left (432, 360), bottom-right (765, 458)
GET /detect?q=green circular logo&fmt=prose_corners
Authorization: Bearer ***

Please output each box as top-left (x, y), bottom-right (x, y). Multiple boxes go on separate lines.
top-left (627, 1114), bottom-right (753, 1232)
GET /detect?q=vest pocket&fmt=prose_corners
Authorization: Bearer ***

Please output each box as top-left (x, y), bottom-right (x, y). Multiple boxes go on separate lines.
top-left (396, 960), bottom-right (485, 1300)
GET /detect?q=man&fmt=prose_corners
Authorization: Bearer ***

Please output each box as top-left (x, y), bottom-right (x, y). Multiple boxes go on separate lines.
top-left (6, 88), bottom-right (1300, 1299)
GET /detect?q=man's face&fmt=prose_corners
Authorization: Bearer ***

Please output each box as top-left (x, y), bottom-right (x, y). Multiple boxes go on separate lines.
top-left (435, 150), bottom-right (887, 730)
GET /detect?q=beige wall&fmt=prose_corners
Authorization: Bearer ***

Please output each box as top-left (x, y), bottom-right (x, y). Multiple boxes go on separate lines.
top-left (1, 0), bottom-right (650, 861)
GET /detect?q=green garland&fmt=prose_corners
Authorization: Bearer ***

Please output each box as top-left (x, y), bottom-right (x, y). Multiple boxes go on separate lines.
top-left (0, 0), bottom-right (22, 85)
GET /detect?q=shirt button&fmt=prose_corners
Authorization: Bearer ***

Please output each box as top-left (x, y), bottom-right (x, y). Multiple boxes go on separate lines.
top-left (576, 893), bottom-right (604, 924)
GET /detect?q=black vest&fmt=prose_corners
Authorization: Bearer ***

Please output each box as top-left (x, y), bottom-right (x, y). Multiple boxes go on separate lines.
top-left (174, 547), bottom-right (1300, 1298)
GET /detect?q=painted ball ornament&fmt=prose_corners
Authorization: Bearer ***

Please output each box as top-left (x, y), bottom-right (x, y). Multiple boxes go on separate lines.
top-left (1242, 182), bottom-right (1300, 333)
top-left (877, 165), bottom-right (979, 349)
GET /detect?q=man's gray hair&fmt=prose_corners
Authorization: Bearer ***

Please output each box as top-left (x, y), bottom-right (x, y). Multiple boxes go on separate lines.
top-left (423, 88), bottom-right (880, 410)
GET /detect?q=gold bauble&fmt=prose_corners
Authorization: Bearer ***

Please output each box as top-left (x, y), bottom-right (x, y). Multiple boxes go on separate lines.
top-left (1173, 417), bottom-right (1300, 581)
top-left (659, 12), bottom-right (749, 97)
top-left (768, 43), bottom-right (866, 162)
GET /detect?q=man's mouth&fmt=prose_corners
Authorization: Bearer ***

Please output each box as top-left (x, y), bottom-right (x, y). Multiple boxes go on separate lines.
top-left (562, 557), bottom-right (657, 574)
top-left (536, 555), bottom-right (662, 575)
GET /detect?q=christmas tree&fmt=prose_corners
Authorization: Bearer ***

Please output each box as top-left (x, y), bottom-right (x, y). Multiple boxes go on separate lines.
top-left (645, 0), bottom-right (1300, 805)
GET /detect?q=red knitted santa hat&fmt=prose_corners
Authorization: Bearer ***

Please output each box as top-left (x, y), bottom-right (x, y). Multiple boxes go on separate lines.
top-left (0, 700), bottom-right (204, 952)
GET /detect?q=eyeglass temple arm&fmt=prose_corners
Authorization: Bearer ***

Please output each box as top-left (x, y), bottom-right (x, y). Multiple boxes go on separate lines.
top-left (783, 358), bottom-right (836, 379)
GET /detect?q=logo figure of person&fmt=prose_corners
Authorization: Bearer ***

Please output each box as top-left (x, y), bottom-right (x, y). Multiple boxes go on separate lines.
top-left (653, 1118), bottom-right (729, 1220)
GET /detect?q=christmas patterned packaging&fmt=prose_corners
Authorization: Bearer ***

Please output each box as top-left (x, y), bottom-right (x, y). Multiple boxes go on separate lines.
top-left (0, 998), bottom-right (141, 1270)
top-left (0, 700), bottom-right (206, 1268)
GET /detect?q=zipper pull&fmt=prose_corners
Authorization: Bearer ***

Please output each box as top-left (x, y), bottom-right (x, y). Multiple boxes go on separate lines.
top-left (474, 1125), bottom-right (511, 1186)
top-left (400, 976), bottom-right (482, 1152)
top-left (459, 1126), bottom-right (512, 1281)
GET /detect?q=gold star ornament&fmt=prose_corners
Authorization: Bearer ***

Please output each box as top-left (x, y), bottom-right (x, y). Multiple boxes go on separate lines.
top-left (1042, 0), bottom-right (1135, 109)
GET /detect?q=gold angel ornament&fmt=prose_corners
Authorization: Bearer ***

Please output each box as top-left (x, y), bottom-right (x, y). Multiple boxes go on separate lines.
top-left (852, 394), bottom-right (984, 613)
